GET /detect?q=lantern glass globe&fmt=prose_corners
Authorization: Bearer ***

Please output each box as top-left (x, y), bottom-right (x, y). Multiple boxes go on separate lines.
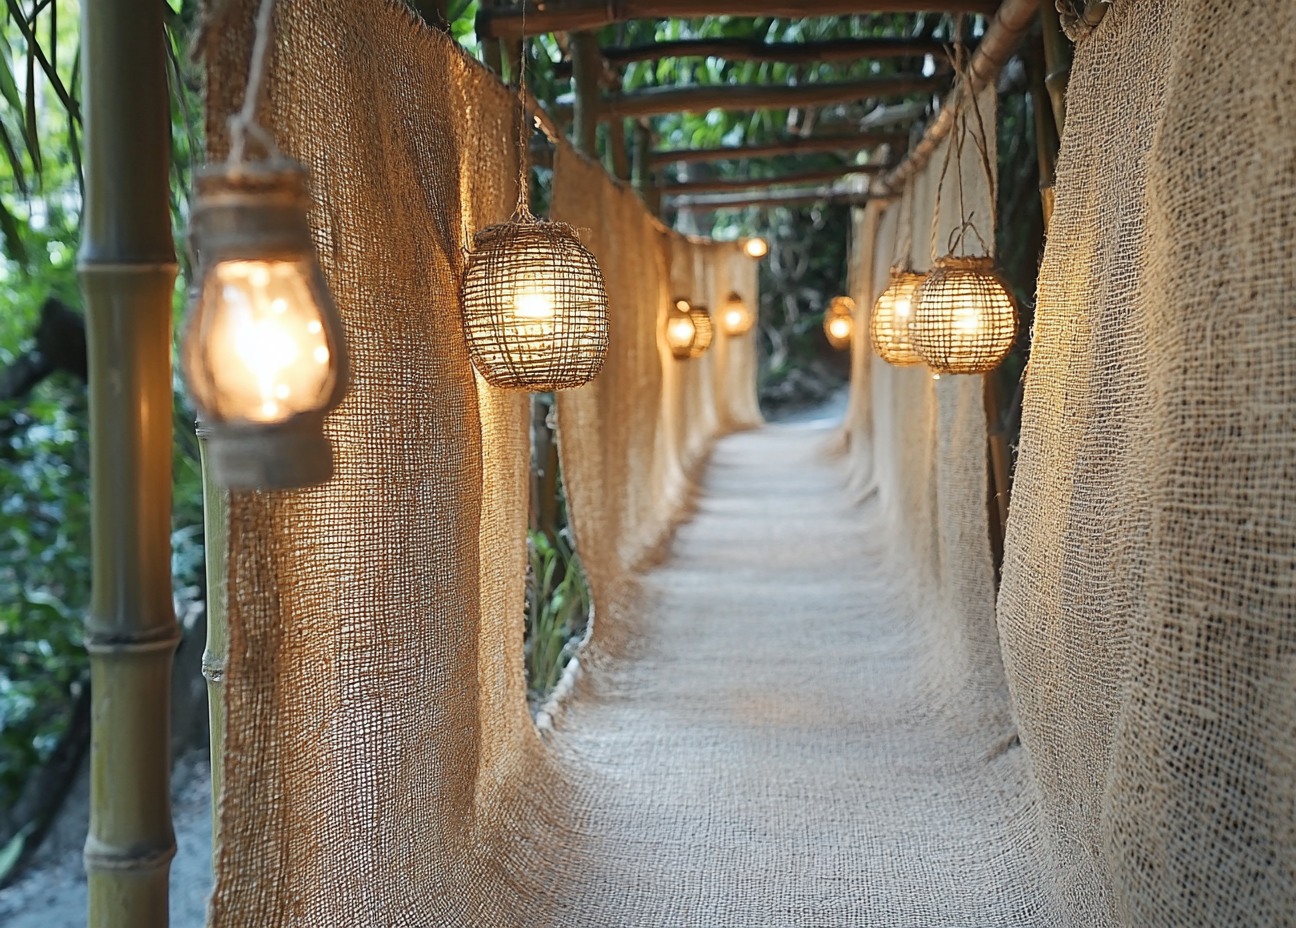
top-left (189, 258), bottom-right (337, 424)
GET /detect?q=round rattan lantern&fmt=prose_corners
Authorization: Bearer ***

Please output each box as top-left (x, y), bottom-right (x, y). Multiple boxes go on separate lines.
top-left (870, 268), bottom-right (927, 366)
top-left (687, 304), bottom-right (713, 358)
top-left (910, 255), bottom-right (1017, 374)
top-left (666, 298), bottom-right (697, 360)
top-left (720, 291), bottom-right (754, 336)
top-left (823, 295), bottom-right (855, 350)
top-left (461, 218), bottom-right (609, 391)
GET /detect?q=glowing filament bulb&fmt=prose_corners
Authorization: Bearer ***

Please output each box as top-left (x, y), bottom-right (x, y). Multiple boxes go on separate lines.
top-left (829, 316), bottom-right (852, 340)
top-left (668, 316), bottom-right (696, 348)
top-left (200, 259), bottom-right (334, 424)
top-left (894, 295), bottom-right (912, 318)
top-left (514, 290), bottom-right (556, 319)
top-left (726, 310), bottom-right (743, 328)
top-left (954, 304), bottom-right (981, 334)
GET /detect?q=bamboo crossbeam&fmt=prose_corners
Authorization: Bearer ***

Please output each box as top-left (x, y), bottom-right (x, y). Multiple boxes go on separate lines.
top-left (479, 1), bottom-right (999, 40)
top-left (650, 132), bottom-right (907, 166)
top-left (602, 36), bottom-right (947, 65)
top-left (598, 74), bottom-right (942, 119)
top-left (666, 186), bottom-right (869, 210)
top-left (878, 0), bottom-right (1039, 195)
top-left (79, 0), bottom-right (179, 923)
top-left (664, 164), bottom-right (882, 194)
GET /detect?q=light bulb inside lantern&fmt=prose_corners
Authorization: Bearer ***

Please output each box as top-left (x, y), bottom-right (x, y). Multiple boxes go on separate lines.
top-left (894, 294), bottom-right (913, 318)
top-left (726, 310), bottom-right (743, 328)
top-left (828, 316), bottom-right (852, 340)
top-left (195, 258), bottom-right (335, 424)
top-left (667, 315), bottom-right (697, 349)
top-left (743, 237), bottom-right (769, 259)
top-left (513, 289), bottom-right (557, 319)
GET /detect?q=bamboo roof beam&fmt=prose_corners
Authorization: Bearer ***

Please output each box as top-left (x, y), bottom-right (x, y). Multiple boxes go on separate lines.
top-left (666, 187), bottom-right (869, 210)
top-left (601, 36), bottom-right (948, 65)
top-left (664, 164), bottom-right (882, 194)
top-left (650, 132), bottom-right (907, 166)
top-left (584, 73), bottom-right (942, 120)
top-left (478, 1), bottom-right (999, 40)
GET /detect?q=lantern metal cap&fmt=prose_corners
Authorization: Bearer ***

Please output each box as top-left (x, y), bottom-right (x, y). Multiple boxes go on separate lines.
top-left (198, 413), bottom-right (334, 490)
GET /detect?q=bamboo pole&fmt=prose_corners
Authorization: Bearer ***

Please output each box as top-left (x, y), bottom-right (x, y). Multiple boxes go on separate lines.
top-left (650, 132), bottom-right (907, 166)
top-left (609, 117), bottom-right (631, 181)
top-left (877, 0), bottom-right (1039, 195)
top-left (1028, 40), bottom-right (1060, 229)
top-left (1039, 0), bottom-right (1070, 135)
top-left (78, 0), bottom-right (179, 923)
top-left (666, 187), bottom-right (868, 210)
top-left (571, 30), bottom-right (600, 156)
top-left (663, 164), bottom-right (883, 195)
top-left (568, 74), bottom-right (941, 121)
top-left (197, 435), bottom-right (228, 859)
top-left (478, 0), bottom-right (999, 39)
top-left (602, 36), bottom-right (948, 65)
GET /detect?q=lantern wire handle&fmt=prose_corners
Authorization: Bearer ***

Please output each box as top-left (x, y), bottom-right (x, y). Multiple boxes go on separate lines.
top-left (227, 0), bottom-right (284, 170)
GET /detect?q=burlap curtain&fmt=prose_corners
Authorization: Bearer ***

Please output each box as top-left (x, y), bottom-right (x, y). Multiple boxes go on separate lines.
top-left (853, 1), bottom-right (1296, 923)
top-left (201, 0), bottom-right (758, 923)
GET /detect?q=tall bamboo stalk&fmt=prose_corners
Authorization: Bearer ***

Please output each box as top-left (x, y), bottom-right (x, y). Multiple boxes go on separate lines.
top-left (198, 435), bottom-right (229, 858)
top-left (1039, 0), bottom-right (1071, 135)
top-left (78, 0), bottom-right (178, 923)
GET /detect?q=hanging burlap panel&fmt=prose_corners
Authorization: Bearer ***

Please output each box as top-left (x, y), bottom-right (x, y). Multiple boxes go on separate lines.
top-left (1002, 0), bottom-right (1296, 923)
top-left (203, 1), bottom-right (570, 924)
top-left (204, 1), bottom-right (760, 921)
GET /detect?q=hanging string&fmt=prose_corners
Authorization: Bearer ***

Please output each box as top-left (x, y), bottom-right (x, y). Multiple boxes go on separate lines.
top-left (227, 0), bottom-right (283, 169)
top-left (928, 18), bottom-right (996, 262)
top-left (513, 3), bottom-right (534, 221)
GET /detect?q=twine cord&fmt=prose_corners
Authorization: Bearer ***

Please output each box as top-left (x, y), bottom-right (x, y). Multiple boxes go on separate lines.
top-left (513, 2), bottom-right (535, 221)
top-left (929, 19), bottom-right (996, 262)
top-left (227, 0), bottom-right (283, 168)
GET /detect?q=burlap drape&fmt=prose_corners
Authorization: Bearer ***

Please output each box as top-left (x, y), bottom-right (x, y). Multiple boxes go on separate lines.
top-left (202, 1), bottom-right (757, 924)
top-left (853, 1), bottom-right (1296, 924)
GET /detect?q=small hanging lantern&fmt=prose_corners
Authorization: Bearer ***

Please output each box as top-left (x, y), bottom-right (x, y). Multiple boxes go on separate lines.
top-left (823, 295), bottom-right (854, 350)
top-left (743, 237), bottom-right (769, 259)
top-left (461, 219), bottom-right (609, 390)
top-left (910, 256), bottom-right (1017, 374)
top-left (719, 291), bottom-right (755, 336)
top-left (460, 31), bottom-right (609, 391)
top-left (184, 162), bottom-right (349, 490)
top-left (687, 303), bottom-right (714, 358)
top-left (181, 0), bottom-right (349, 490)
top-left (870, 268), bottom-right (927, 366)
top-left (666, 298), bottom-right (697, 360)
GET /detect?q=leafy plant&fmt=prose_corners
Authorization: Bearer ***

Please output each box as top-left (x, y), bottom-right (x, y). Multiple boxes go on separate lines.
top-left (524, 529), bottom-right (589, 701)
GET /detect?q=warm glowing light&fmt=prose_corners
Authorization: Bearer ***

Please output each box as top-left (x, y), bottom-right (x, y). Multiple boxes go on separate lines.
top-left (720, 291), bottom-right (754, 336)
top-left (910, 256), bottom-right (1017, 374)
top-left (829, 316), bottom-right (852, 340)
top-left (743, 237), bottom-right (768, 259)
top-left (514, 289), bottom-right (557, 319)
top-left (676, 299), bottom-right (691, 312)
top-left (870, 269), bottom-right (927, 366)
top-left (194, 259), bottom-right (336, 424)
top-left (824, 293), bottom-right (855, 349)
top-left (666, 298), bottom-right (698, 359)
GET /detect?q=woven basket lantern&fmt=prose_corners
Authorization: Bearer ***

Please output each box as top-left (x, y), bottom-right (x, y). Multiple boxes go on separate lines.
top-left (870, 268), bottom-right (927, 366)
top-left (666, 299), bottom-right (697, 360)
top-left (461, 219), bottom-right (609, 391)
top-left (910, 255), bottom-right (1017, 374)
top-left (688, 304), bottom-right (714, 358)
top-left (720, 291), bottom-right (754, 336)
top-left (824, 295), bottom-right (855, 350)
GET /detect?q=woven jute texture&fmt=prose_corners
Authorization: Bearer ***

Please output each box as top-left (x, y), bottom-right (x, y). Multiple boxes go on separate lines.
top-left (999, 1), bottom-right (1296, 924)
top-left (203, 0), bottom-right (759, 924)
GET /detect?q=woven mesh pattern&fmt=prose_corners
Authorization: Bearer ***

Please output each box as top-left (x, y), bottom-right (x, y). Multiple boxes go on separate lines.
top-left (869, 268), bottom-right (926, 366)
top-left (911, 255), bottom-right (1016, 374)
top-left (686, 303), bottom-right (713, 358)
top-left (461, 218), bottom-right (609, 391)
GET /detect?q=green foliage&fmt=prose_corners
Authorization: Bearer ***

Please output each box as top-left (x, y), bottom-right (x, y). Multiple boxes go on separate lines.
top-left (524, 530), bottom-right (589, 700)
top-left (0, 0), bottom-right (208, 830)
